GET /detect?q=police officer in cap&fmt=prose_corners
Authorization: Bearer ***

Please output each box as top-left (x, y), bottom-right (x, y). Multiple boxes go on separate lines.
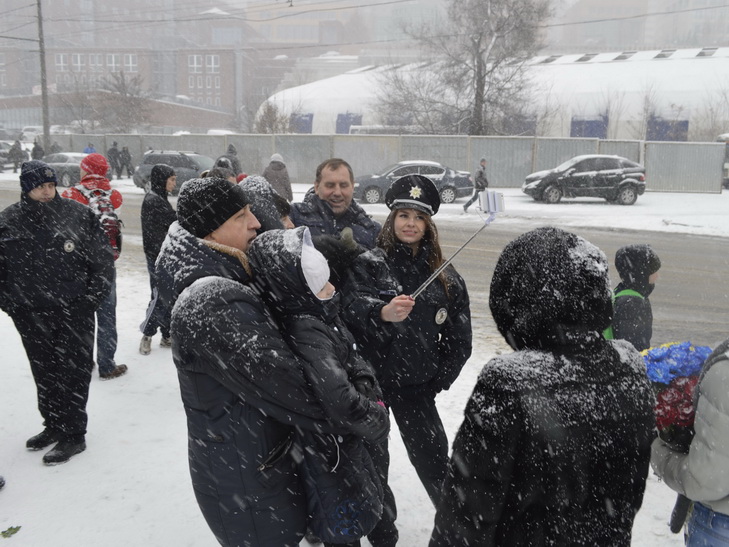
top-left (341, 174), bottom-right (473, 542)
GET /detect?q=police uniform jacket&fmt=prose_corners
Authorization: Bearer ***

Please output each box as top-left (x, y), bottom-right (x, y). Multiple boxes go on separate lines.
top-left (0, 192), bottom-right (113, 314)
top-left (342, 240), bottom-right (472, 393)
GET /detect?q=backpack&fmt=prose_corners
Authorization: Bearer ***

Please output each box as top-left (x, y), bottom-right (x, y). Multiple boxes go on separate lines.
top-left (75, 185), bottom-right (123, 260)
top-left (603, 288), bottom-right (644, 340)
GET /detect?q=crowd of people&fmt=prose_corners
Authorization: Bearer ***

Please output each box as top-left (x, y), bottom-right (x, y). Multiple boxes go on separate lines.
top-left (0, 147), bottom-right (726, 546)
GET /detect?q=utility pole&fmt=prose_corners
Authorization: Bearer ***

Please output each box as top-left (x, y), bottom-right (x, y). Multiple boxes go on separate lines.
top-left (36, 0), bottom-right (50, 150)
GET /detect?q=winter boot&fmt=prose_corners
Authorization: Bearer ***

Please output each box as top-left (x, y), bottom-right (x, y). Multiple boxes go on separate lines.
top-left (100, 364), bottom-right (128, 380)
top-left (26, 428), bottom-right (61, 451)
top-left (139, 335), bottom-right (152, 355)
top-left (160, 336), bottom-right (172, 348)
top-left (42, 441), bottom-right (86, 465)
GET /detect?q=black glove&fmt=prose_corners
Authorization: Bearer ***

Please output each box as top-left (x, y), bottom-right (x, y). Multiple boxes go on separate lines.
top-left (353, 377), bottom-right (378, 402)
top-left (312, 228), bottom-right (366, 286)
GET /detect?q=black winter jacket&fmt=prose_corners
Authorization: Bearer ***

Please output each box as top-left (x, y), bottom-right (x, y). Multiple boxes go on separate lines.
top-left (165, 224), bottom-right (388, 545)
top-left (290, 189), bottom-right (381, 250)
top-left (0, 192), bottom-right (113, 314)
top-left (612, 282), bottom-right (654, 351)
top-left (342, 241), bottom-right (472, 392)
top-left (431, 338), bottom-right (655, 546)
top-left (141, 169), bottom-right (176, 265)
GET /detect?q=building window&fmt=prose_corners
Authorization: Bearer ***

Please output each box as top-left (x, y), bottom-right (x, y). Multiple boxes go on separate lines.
top-left (55, 54), bottom-right (68, 72)
top-left (197, 76), bottom-right (203, 88)
top-left (123, 53), bottom-right (138, 73)
top-left (206, 54), bottom-right (219, 73)
top-left (188, 76), bottom-right (195, 88)
top-left (214, 97), bottom-right (221, 106)
top-left (206, 75), bottom-right (212, 89)
top-left (89, 54), bottom-right (103, 72)
top-left (215, 76), bottom-right (220, 89)
top-left (206, 97), bottom-right (212, 105)
top-left (188, 55), bottom-right (203, 74)
top-left (71, 53), bottom-right (85, 72)
top-left (107, 54), bottom-right (121, 73)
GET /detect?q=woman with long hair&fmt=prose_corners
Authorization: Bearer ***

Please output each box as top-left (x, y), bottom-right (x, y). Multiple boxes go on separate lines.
top-left (342, 174), bottom-right (472, 545)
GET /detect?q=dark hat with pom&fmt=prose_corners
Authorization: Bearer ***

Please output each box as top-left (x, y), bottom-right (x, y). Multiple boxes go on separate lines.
top-left (385, 174), bottom-right (440, 216)
top-left (177, 177), bottom-right (250, 238)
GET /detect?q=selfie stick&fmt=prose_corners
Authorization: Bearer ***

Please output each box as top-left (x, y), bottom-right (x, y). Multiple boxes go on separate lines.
top-left (411, 191), bottom-right (505, 300)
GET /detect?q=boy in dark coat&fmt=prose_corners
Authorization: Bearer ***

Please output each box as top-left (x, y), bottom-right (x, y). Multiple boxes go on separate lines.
top-left (430, 227), bottom-right (655, 546)
top-left (139, 164), bottom-right (177, 354)
top-left (160, 178), bottom-right (389, 547)
top-left (262, 153), bottom-right (293, 201)
top-left (0, 160), bottom-right (113, 465)
top-left (612, 243), bottom-right (661, 351)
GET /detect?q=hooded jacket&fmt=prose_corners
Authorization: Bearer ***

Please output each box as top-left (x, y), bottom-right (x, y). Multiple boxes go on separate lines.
top-left (652, 339), bottom-right (729, 516)
top-left (342, 240), bottom-right (472, 393)
top-left (162, 222), bottom-right (387, 545)
top-left (0, 192), bottom-right (113, 313)
top-left (290, 188), bottom-right (381, 250)
top-left (612, 244), bottom-right (661, 351)
top-left (262, 156), bottom-right (293, 201)
top-left (141, 164), bottom-right (176, 265)
top-left (238, 175), bottom-right (285, 233)
top-left (431, 227), bottom-right (655, 546)
top-left (214, 144), bottom-right (242, 175)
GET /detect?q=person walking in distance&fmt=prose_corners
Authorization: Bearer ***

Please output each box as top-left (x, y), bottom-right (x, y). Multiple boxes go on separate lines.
top-left (62, 153), bottom-right (127, 380)
top-left (463, 157), bottom-right (488, 213)
top-left (139, 164), bottom-right (177, 355)
top-left (0, 160), bottom-right (114, 465)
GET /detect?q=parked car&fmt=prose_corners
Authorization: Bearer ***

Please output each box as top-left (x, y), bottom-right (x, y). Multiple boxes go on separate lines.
top-left (354, 160), bottom-right (473, 204)
top-left (44, 152), bottom-right (112, 187)
top-left (521, 154), bottom-right (646, 205)
top-left (133, 150), bottom-right (215, 194)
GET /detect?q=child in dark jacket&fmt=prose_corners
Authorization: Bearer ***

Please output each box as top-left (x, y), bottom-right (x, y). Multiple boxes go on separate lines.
top-left (248, 226), bottom-right (390, 547)
top-left (612, 243), bottom-right (662, 351)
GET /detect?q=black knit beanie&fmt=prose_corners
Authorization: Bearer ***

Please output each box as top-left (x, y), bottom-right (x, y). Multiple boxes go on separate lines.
top-left (177, 177), bottom-right (250, 238)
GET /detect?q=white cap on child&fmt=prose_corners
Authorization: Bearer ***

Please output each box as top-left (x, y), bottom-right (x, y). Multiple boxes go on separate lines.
top-left (300, 228), bottom-right (330, 297)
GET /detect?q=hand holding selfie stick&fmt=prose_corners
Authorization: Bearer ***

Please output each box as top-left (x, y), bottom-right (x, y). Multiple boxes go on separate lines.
top-left (411, 191), bottom-right (504, 300)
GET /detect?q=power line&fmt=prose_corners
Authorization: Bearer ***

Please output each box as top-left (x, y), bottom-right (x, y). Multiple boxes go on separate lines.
top-left (543, 2), bottom-right (729, 28)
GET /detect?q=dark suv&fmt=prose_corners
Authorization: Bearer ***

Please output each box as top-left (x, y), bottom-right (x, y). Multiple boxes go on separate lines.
top-left (522, 154), bottom-right (646, 205)
top-left (133, 150), bottom-right (215, 194)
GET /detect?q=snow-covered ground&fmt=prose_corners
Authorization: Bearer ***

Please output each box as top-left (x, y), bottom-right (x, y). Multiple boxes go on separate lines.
top-left (1, 174), bottom-right (726, 546)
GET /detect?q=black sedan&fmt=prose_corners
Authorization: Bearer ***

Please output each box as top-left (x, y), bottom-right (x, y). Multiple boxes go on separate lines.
top-left (354, 160), bottom-right (473, 204)
top-left (521, 154), bottom-right (646, 205)
top-left (43, 152), bottom-right (111, 187)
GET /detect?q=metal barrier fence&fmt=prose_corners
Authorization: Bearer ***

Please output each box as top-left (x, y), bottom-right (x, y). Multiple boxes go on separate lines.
top-left (47, 134), bottom-right (725, 193)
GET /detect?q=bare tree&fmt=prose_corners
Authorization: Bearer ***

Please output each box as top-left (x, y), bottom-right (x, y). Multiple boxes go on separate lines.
top-left (97, 71), bottom-right (150, 133)
top-left (690, 83), bottom-right (729, 141)
top-left (628, 82), bottom-right (660, 141)
top-left (386, 0), bottom-right (551, 136)
top-left (55, 75), bottom-right (103, 133)
top-left (254, 101), bottom-right (293, 134)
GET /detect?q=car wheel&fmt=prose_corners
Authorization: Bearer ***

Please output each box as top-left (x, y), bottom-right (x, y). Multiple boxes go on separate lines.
top-left (60, 173), bottom-right (72, 187)
top-left (616, 186), bottom-right (637, 205)
top-left (439, 186), bottom-right (456, 204)
top-left (363, 186), bottom-right (382, 204)
top-left (542, 184), bottom-right (562, 204)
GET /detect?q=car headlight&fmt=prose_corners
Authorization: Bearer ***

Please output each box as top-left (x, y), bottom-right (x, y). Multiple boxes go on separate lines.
top-left (522, 180), bottom-right (541, 190)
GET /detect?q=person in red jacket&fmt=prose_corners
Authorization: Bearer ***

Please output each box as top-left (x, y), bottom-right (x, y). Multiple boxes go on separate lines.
top-left (62, 153), bottom-right (127, 380)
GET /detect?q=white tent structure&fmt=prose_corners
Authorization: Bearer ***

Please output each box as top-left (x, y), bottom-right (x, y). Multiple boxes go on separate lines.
top-left (261, 48), bottom-right (729, 140)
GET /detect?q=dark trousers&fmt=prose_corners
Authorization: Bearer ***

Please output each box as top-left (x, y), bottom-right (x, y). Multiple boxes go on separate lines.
top-left (322, 439), bottom-right (398, 547)
top-left (12, 305), bottom-right (95, 443)
top-left (140, 258), bottom-right (171, 338)
top-left (387, 388), bottom-right (449, 508)
top-left (463, 188), bottom-right (481, 210)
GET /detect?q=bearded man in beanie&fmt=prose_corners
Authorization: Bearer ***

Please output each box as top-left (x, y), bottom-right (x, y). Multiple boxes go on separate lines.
top-left (62, 153), bottom-right (127, 379)
top-left (0, 160), bottom-right (113, 465)
top-left (157, 177), bottom-right (389, 546)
